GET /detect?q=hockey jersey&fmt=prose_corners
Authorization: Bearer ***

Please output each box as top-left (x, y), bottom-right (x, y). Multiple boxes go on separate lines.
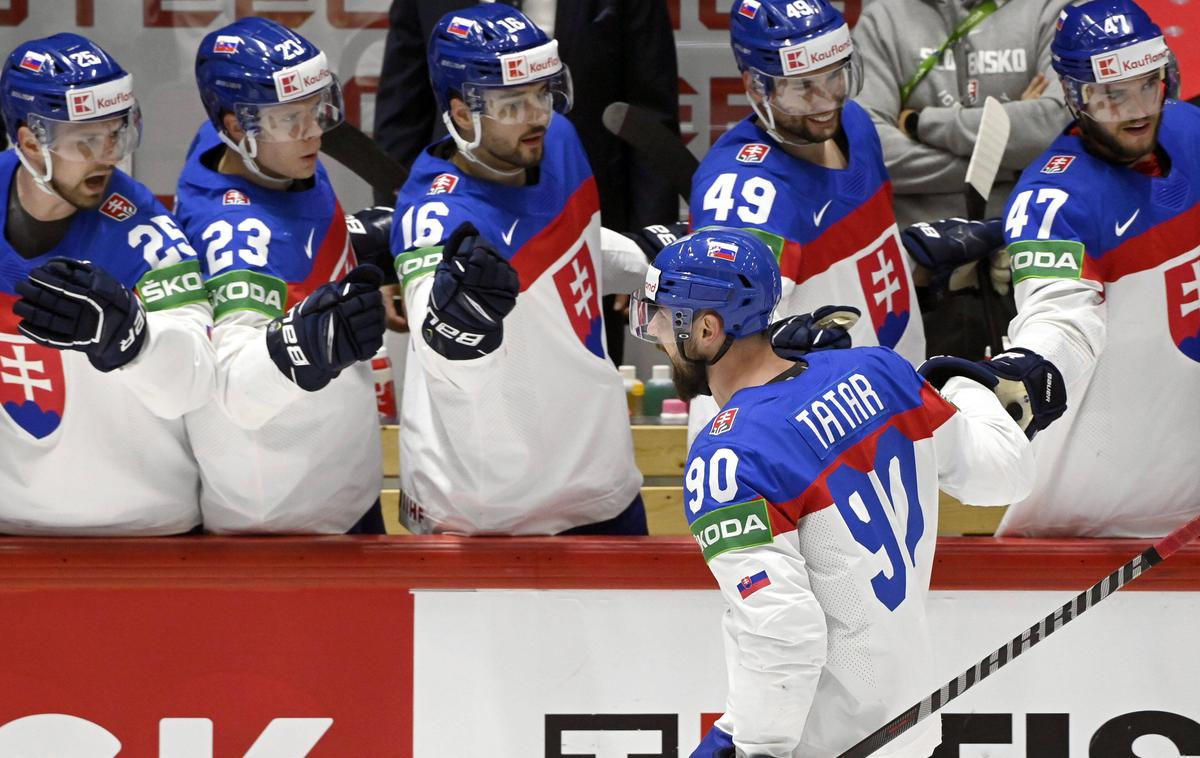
top-left (0, 150), bottom-right (214, 534)
top-left (175, 123), bottom-right (380, 534)
top-left (392, 115), bottom-right (642, 535)
top-left (998, 100), bottom-right (1200, 537)
top-left (687, 347), bottom-right (1033, 757)
top-left (690, 103), bottom-right (925, 363)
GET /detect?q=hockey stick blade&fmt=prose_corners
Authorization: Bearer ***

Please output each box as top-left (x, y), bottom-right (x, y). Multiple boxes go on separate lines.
top-left (602, 102), bottom-right (698, 203)
top-left (964, 96), bottom-right (1011, 356)
top-left (320, 122), bottom-right (410, 198)
top-left (963, 96), bottom-right (1010, 218)
top-left (838, 509), bottom-right (1200, 758)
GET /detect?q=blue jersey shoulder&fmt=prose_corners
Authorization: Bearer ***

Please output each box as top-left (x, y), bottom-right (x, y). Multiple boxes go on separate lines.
top-left (686, 347), bottom-right (927, 524)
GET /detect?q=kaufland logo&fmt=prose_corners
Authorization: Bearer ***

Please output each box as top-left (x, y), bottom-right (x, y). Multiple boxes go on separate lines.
top-left (783, 47), bottom-right (810, 73)
top-left (1091, 36), bottom-right (1170, 82)
top-left (779, 25), bottom-right (852, 75)
top-left (506, 57), bottom-right (527, 81)
top-left (69, 89), bottom-right (132, 118)
top-left (273, 54), bottom-right (332, 101)
top-left (500, 41), bottom-right (561, 85)
top-left (69, 91), bottom-right (95, 117)
top-left (278, 71), bottom-right (301, 96)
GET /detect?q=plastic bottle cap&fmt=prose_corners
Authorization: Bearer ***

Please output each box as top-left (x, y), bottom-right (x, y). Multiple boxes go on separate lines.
top-left (651, 364), bottom-right (672, 381)
top-left (661, 398), bottom-right (687, 414)
top-left (618, 365), bottom-right (638, 381)
top-left (631, 384), bottom-right (645, 396)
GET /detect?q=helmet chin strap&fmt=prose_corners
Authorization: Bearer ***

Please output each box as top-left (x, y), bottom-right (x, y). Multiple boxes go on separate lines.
top-left (442, 111), bottom-right (524, 179)
top-left (677, 333), bottom-right (735, 398)
top-left (218, 130), bottom-right (292, 189)
top-left (15, 143), bottom-right (65, 200)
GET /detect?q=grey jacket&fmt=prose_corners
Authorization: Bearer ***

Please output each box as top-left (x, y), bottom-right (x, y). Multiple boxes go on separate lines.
top-left (853, 0), bottom-right (1074, 227)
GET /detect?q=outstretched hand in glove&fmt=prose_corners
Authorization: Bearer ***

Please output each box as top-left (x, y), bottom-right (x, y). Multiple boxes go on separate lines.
top-left (423, 221), bottom-right (519, 360)
top-left (769, 305), bottom-right (861, 360)
top-left (15, 257), bottom-right (148, 372)
top-left (266, 264), bottom-right (386, 391)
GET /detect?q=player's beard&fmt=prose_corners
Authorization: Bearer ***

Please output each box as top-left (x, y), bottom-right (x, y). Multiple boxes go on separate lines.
top-left (667, 343), bottom-right (712, 401)
top-left (1080, 112), bottom-right (1162, 165)
top-left (53, 170), bottom-right (112, 210)
top-left (486, 126), bottom-right (547, 171)
top-left (774, 108), bottom-right (842, 145)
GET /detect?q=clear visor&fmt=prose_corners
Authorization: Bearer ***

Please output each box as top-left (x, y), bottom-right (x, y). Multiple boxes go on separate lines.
top-left (1073, 68), bottom-right (1166, 123)
top-left (630, 291), bottom-right (694, 345)
top-left (752, 58), bottom-right (860, 117)
top-left (464, 69), bottom-right (574, 125)
top-left (26, 106), bottom-right (142, 163)
top-left (236, 83), bottom-right (344, 143)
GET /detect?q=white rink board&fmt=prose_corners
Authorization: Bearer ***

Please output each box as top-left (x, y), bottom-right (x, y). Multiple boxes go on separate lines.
top-left (414, 589), bottom-right (1200, 757)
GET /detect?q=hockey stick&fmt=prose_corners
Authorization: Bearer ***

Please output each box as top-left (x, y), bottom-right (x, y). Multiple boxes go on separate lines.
top-left (602, 102), bottom-right (698, 203)
top-left (837, 510), bottom-right (1200, 758)
top-left (320, 121), bottom-right (410, 199)
top-left (963, 96), bottom-right (1011, 357)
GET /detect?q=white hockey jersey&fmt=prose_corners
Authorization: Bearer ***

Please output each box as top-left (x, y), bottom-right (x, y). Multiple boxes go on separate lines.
top-left (998, 100), bottom-right (1200, 537)
top-left (0, 151), bottom-right (214, 534)
top-left (686, 347), bottom-right (1033, 757)
top-left (175, 124), bottom-right (381, 534)
top-left (391, 117), bottom-right (642, 535)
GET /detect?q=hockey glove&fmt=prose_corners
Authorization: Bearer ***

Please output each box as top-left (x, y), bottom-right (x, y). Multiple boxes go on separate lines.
top-left (422, 221), bottom-right (519, 361)
top-left (14, 257), bottom-right (147, 372)
top-left (266, 264), bottom-right (386, 392)
top-left (345, 206), bottom-right (399, 285)
top-left (690, 726), bottom-right (734, 758)
top-left (623, 222), bottom-right (691, 264)
top-left (901, 217), bottom-right (1005, 298)
top-left (769, 305), bottom-right (860, 360)
top-left (919, 347), bottom-right (1067, 440)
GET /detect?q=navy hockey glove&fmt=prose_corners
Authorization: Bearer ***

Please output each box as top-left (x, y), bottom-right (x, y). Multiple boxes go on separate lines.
top-left (919, 347), bottom-right (1067, 440)
top-left (14, 257), bottom-right (147, 372)
top-left (266, 264), bottom-right (386, 391)
top-left (423, 221), bottom-right (519, 360)
top-left (623, 221), bottom-right (690, 263)
top-left (345, 206), bottom-right (399, 285)
top-left (769, 305), bottom-right (860, 360)
top-left (901, 217), bottom-right (1004, 297)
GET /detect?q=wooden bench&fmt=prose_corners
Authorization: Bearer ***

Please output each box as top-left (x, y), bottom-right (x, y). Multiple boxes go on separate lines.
top-left (379, 425), bottom-right (1005, 535)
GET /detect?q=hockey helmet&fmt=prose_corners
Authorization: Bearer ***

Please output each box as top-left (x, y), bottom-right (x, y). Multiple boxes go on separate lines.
top-left (730, 0), bottom-right (861, 120)
top-left (1052, 0), bottom-right (1179, 122)
top-left (631, 227), bottom-right (782, 349)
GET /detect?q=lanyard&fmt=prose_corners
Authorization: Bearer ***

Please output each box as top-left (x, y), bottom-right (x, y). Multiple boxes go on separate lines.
top-left (898, 0), bottom-right (999, 108)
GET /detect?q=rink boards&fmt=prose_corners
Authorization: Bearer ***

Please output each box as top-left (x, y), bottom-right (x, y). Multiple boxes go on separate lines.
top-left (0, 537), bottom-right (1196, 757)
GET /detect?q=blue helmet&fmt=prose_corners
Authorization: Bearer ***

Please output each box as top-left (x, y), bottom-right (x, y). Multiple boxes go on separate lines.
top-left (195, 17), bottom-right (343, 141)
top-left (730, 0), bottom-right (861, 136)
top-left (1, 33), bottom-right (139, 148)
top-left (631, 227), bottom-right (781, 349)
top-left (428, 4), bottom-right (573, 116)
top-left (1052, 0), bottom-right (1179, 116)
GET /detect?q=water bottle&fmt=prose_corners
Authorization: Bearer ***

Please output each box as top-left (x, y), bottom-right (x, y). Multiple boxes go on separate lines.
top-left (643, 364), bottom-right (677, 417)
top-left (619, 365), bottom-right (644, 418)
top-left (659, 398), bottom-right (689, 425)
top-left (372, 346), bottom-right (398, 424)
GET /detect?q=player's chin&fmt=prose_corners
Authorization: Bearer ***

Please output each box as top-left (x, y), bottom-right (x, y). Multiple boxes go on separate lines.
top-left (802, 110), bottom-right (840, 137)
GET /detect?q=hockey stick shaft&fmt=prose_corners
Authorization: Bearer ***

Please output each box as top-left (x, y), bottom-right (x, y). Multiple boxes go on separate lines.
top-left (838, 510), bottom-right (1200, 758)
top-left (602, 102), bottom-right (697, 203)
top-left (320, 121), bottom-right (410, 199)
top-left (964, 97), bottom-right (1010, 357)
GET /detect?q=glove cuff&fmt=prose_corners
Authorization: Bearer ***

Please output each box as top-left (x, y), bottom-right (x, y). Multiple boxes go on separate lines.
top-left (422, 307), bottom-right (503, 361)
top-left (918, 355), bottom-right (1000, 391)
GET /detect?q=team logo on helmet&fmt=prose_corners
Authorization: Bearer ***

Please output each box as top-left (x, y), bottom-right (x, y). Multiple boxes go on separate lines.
top-left (1041, 155), bottom-right (1076, 174)
top-left (0, 324), bottom-right (66, 440)
top-left (99, 193), bottom-right (136, 222)
top-left (707, 239), bottom-right (739, 262)
top-left (736, 143), bottom-right (771, 164)
top-left (212, 35), bottom-right (241, 54)
top-left (446, 17), bottom-right (475, 38)
top-left (738, 0), bottom-right (761, 19)
top-left (1165, 256), bottom-right (1200, 364)
top-left (499, 42), bottom-right (562, 85)
top-left (18, 51), bottom-right (47, 74)
top-left (222, 189), bottom-right (251, 206)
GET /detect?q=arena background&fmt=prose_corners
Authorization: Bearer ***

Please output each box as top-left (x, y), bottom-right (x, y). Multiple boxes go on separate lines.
top-left (5, 0), bottom-right (1192, 213)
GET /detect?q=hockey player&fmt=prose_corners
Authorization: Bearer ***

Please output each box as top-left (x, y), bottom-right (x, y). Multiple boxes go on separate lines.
top-left (390, 4), bottom-right (649, 535)
top-left (687, 0), bottom-right (925, 438)
top-left (996, 0), bottom-right (1200, 537)
top-left (630, 227), bottom-right (1058, 757)
top-left (176, 18), bottom-right (386, 533)
top-left (0, 35), bottom-right (214, 533)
